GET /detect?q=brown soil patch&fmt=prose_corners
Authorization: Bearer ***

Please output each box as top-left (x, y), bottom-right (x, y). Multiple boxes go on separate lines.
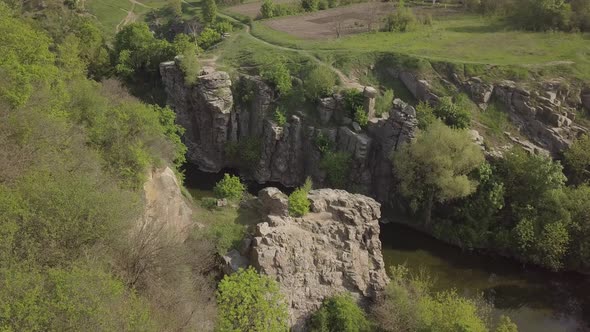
top-left (262, 3), bottom-right (457, 39)
top-left (227, 0), bottom-right (296, 18)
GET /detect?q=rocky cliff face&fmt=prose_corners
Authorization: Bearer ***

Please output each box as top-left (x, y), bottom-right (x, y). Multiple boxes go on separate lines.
top-left (160, 60), bottom-right (235, 171)
top-left (160, 62), bottom-right (417, 200)
top-left (247, 188), bottom-right (389, 331)
top-left (141, 167), bottom-right (193, 241)
top-left (395, 69), bottom-right (588, 156)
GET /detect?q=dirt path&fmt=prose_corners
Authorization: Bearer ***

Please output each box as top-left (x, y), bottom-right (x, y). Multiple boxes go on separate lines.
top-left (115, 0), bottom-right (151, 32)
top-left (179, 0), bottom-right (365, 91)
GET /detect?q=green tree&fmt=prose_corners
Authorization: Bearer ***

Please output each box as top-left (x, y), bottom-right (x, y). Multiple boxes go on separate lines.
top-left (497, 148), bottom-right (566, 207)
top-left (114, 23), bottom-right (174, 80)
top-left (391, 121), bottom-right (484, 223)
top-left (511, 0), bottom-right (572, 31)
top-left (214, 174), bottom-right (246, 200)
top-left (564, 185), bottom-right (590, 270)
top-left (564, 134), bottom-right (590, 184)
top-left (415, 101), bottom-right (436, 130)
top-left (289, 178), bottom-right (312, 217)
top-left (217, 267), bottom-right (288, 332)
top-left (203, 0), bottom-right (218, 25)
top-left (0, 3), bottom-right (58, 107)
top-left (310, 294), bottom-right (370, 332)
top-left (0, 264), bottom-right (155, 332)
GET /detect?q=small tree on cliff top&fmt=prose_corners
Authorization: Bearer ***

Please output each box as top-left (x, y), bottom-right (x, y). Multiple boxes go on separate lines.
top-left (289, 177), bottom-right (312, 217)
top-left (217, 267), bottom-right (288, 332)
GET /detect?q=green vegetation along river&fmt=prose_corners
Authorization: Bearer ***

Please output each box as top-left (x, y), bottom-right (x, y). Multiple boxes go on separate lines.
top-left (381, 222), bottom-right (590, 332)
top-left (185, 166), bottom-right (590, 332)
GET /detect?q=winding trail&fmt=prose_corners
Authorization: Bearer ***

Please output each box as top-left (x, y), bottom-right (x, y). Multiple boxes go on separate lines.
top-left (180, 0), bottom-right (366, 90)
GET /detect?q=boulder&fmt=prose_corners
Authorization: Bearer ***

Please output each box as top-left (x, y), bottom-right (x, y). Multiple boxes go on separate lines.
top-left (250, 188), bottom-right (389, 331)
top-left (222, 249), bottom-right (249, 274)
top-left (258, 187), bottom-right (289, 217)
top-left (464, 77), bottom-right (494, 108)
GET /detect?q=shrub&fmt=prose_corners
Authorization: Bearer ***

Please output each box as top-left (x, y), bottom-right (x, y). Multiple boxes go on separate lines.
top-left (213, 20), bottom-right (233, 34)
top-left (310, 294), bottom-right (371, 332)
top-left (261, 59), bottom-right (292, 95)
top-left (510, 0), bottom-right (572, 31)
top-left (260, 0), bottom-right (275, 18)
top-left (354, 106), bottom-right (368, 128)
top-left (225, 138), bottom-right (261, 170)
top-left (375, 89), bottom-right (394, 116)
top-left (415, 101), bottom-right (436, 130)
top-left (301, 0), bottom-right (319, 12)
top-left (314, 132), bottom-right (333, 153)
top-left (274, 107), bottom-right (287, 126)
top-left (433, 97), bottom-right (471, 129)
top-left (383, 3), bottom-right (416, 32)
top-left (178, 44), bottom-right (201, 85)
top-left (217, 267), bottom-right (289, 331)
top-left (304, 66), bottom-right (337, 100)
top-left (200, 197), bottom-right (218, 209)
top-left (320, 151), bottom-right (352, 188)
top-left (343, 88), bottom-right (365, 116)
top-left (197, 28), bottom-right (222, 50)
top-left (289, 178), bottom-right (312, 217)
top-left (213, 174), bottom-right (245, 200)
top-left (373, 265), bottom-right (495, 332)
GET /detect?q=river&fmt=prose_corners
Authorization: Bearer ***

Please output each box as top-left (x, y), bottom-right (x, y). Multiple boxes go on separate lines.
top-left (184, 165), bottom-right (590, 332)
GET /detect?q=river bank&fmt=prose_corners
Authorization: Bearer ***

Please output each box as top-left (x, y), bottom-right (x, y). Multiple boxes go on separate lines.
top-left (184, 165), bottom-right (590, 331)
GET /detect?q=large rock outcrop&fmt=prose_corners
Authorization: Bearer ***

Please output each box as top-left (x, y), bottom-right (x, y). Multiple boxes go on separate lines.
top-left (160, 60), bottom-right (234, 172)
top-left (160, 61), bottom-right (415, 197)
top-left (247, 188), bottom-right (389, 331)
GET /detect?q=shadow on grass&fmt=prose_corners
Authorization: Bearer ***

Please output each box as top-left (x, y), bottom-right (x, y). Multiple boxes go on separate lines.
top-left (445, 20), bottom-right (511, 34)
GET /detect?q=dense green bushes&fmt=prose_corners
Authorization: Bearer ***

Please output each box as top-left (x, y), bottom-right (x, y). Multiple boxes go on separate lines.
top-left (383, 1), bottom-right (417, 32)
top-left (261, 58), bottom-right (293, 95)
top-left (0, 5), bottom-right (207, 330)
top-left (468, 0), bottom-right (590, 32)
top-left (310, 294), bottom-right (371, 332)
top-left (214, 174), bottom-right (246, 200)
top-left (320, 151), bottom-right (353, 189)
top-left (217, 267), bottom-right (289, 331)
top-left (304, 65), bottom-right (337, 100)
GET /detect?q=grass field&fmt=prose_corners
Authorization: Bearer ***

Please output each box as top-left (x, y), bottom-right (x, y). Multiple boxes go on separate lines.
top-left (87, 0), bottom-right (204, 33)
top-left (251, 13), bottom-right (590, 80)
